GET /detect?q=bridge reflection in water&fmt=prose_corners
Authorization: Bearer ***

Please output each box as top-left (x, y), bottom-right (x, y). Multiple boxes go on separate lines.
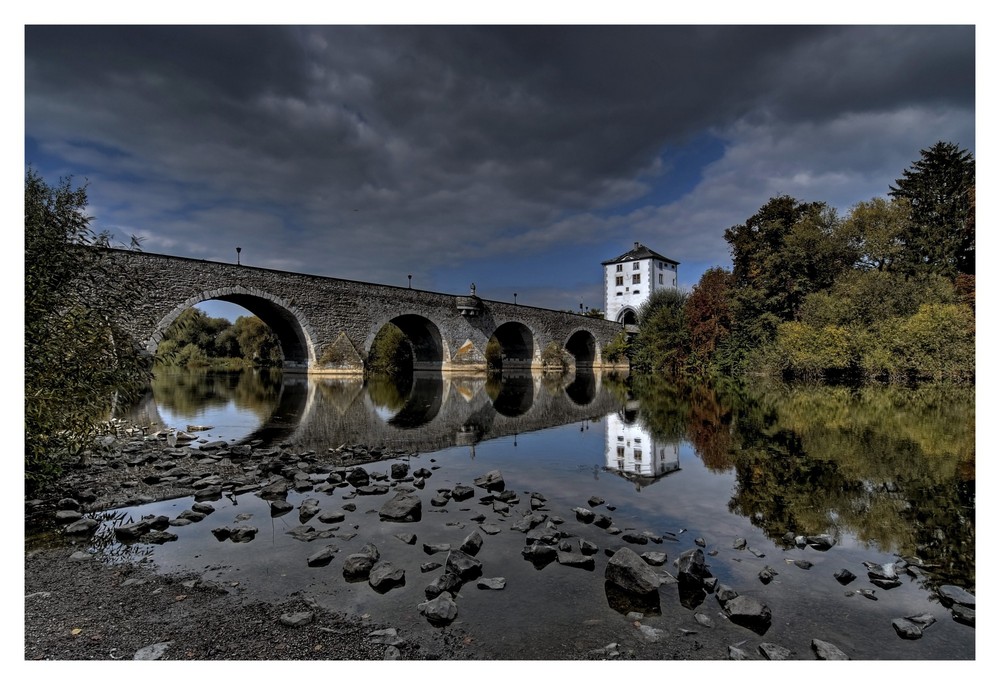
top-left (124, 369), bottom-right (681, 489)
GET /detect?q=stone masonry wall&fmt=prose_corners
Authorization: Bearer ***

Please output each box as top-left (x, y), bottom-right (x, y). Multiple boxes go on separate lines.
top-left (103, 249), bottom-right (627, 375)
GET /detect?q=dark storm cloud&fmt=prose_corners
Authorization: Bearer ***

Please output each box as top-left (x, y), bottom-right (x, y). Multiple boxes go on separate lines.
top-left (24, 25), bottom-right (975, 299)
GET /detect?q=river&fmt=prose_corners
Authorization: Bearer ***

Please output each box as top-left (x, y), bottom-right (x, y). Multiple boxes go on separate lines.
top-left (104, 368), bottom-right (974, 660)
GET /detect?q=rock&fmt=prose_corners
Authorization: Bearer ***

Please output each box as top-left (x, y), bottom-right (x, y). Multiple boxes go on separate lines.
top-left (593, 514), bottom-right (613, 529)
top-left (65, 518), bottom-right (100, 536)
top-left (140, 530), bottom-right (178, 544)
top-left (425, 572), bottom-right (463, 598)
top-left (413, 468), bottom-right (432, 479)
top-left (793, 560), bottom-right (813, 570)
top-left (806, 534), bottom-right (835, 551)
top-left (938, 585), bottom-right (976, 608)
top-left (747, 547), bottom-right (766, 558)
top-left (390, 463), bottom-right (409, 480)
top-left (445, 549), bottom-right (483, 581)
top-left (420, 562), bottom-right (442, 573)
top-left (587, 496), bottom-right (605, 507)
top-left (343, 544), bottom-right (380, 580)
top-left (379, 492), bottom-right (422, 522)
top-left (834, 568), bottom-right (857, 585)
top-left (479, 523), bottom-right (502, 536)
top-left (357, 484), bottom-right (390, 496)
top-left (298, 498), bottom-right (321, 522)
top-left (418, 593), bottom-right (458, 624)
top-left (369, 561), bottom-right (405, 592)
top-left (473, 469), bottom-right (505, 491)
top-left (521, 543), bottom-right (558, 565)
top-left (384, 646), bottom-right (401, 660)
top-left (368, 628), bottom-right (400, 645)
top-left (477, 577), bottom-right (506, 590)
top-left (394, 533), bottom-right (416, 545)
top-left (57, 497), bottom-right (81, 511)
top-left (460, 531), bottom-right (484, 556)
top-left (134, 641), bottom-right (172, 660)
top-left (307, 545), bottom-right (338, 567)
top-left (269, 499), bottom-right (293, 516)
top-left (694, 613), bottom-right (714, 627)
top-left (451, 485), bottom-right (474, 501)
top-left (718, 593), bottom-right (772, 635)
top-left (114, 520), bottom-right (152, 542)
top-left (694, 537), bottom-right (706, 547)
top-left (211, 527), bottom-right (232, 541)
top-left (54, 509), bottom-right (83, 523)
top-left (423, 542), bottom-right (451, 555)
top-left (318, 510), bottom-right (346, 524)
top-left (346, 467), bottom-right (370, 487)
top-left (638, 625), bottom-right (666, 642)
top-left (728, 645), bottom-right (751, 660)
top-left (258, 478), bottom-right (290, 500)
top-left (229, 526), bottom-right (257, 543)
top-left (68, 551), bottom-right (93, 562)
top-left (811, 638), bottom-right (849, 660)
top-left (279, 611), bottom-right (314, 627)
top-left (758, 642), bottom-right (793, 660)
top-left (732, 537), bottom-right (747, 550)
top-left (759, 566), bottom-right (778, 584)
top-left (580, 539), bottom-right (600, 556)
top-left (605, 547), bottom-right (663, 595)
top-left (622, 532), bottom-right (648, 545)
top-left (951, 604), bottom-right (975, 626)
top-left (557, 551), bottom-right (595, 570)
top-left (677, 548), bottom-right (711, 584)
top-left (870, 578), bottom-right (902, 590)
top-left (865, 561), bottom-right (898, 581)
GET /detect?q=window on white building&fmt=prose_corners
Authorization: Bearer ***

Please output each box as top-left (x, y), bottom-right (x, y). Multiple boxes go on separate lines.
top-left (615, 276), bottom-right (623, 286)
top-left (633, 262), bottom-right (640, 270)
top-left (658, 274), bottom-right (663, 285)
top-left (616, 264), bottom-right (623, 272)
top-left (632, 274), bottom-right (640, 284)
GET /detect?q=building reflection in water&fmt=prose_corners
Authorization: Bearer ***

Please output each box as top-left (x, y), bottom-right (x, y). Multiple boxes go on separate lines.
top-left (604, 402), bottom-right (680, 490)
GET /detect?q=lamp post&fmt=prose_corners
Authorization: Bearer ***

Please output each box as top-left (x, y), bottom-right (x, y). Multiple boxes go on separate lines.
top-left (513, 293), bottom-right (517, 305)
top-left (408, 274), bottom-right (412, 289)
top-left (236, 247), bottom-right (241, 265)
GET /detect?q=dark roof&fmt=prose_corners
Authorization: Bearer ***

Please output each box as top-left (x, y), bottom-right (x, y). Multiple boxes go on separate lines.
top-left (601, 242), bottom-right (679, 266)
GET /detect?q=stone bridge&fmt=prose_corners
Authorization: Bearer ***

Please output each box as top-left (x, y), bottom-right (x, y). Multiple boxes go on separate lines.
top-left (103, 249), bottom-right (627, 375)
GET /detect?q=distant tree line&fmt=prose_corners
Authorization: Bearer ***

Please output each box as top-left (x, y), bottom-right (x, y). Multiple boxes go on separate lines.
top-left (156, 308), bottom-right (284, 369)
top-left (631, 141), bottom-right (975, 383)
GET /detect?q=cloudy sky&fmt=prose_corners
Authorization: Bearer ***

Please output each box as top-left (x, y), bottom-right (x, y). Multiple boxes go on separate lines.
top-left (24, 23), bottom-right (976, 317)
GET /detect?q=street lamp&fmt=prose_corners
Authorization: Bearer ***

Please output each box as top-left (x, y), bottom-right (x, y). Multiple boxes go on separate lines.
top-left (408, 274), bottom-right (412, 289)
top-left (513, 293), bottom-right (517, 304)
top-left (236, 247), bottom-right (241, 265)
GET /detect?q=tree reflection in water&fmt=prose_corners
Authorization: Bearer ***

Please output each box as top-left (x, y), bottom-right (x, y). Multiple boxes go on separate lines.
top-left (631, 376), bottom-right (975, 590)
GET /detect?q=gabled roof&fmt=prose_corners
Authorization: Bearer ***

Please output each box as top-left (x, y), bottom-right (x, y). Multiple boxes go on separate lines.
top-left (602, 242), bottom-right (679, 266)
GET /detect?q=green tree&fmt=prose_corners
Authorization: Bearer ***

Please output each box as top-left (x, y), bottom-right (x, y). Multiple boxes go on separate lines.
top-left (24, 169), bottom-right (150, 488)
top-left (631, 288), bottom-right (690, 375)
top-left (889, 141), bottom-right (975, 276)
top-left (367, 323), bottom-right (413, 376)
top-left (843, 197), bottom-right (909, 272)
top-left (232, 315), bottom-right (283, 366)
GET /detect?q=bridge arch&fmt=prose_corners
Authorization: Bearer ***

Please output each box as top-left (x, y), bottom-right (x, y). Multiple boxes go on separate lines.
top-left (146, 286), bottom-right (317, 367)
top-left (366, 313), bottom-right (451, 371)
top-left (489, 321), bottom-right (539, 370)
top-left (565, 328), bottom-right (599, 368)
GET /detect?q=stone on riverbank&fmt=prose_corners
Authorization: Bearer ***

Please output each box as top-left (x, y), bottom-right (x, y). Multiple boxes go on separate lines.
top-left (605, 547), bottom-right (662, 595)
top-left (379, 492), bottom-right (422, 522)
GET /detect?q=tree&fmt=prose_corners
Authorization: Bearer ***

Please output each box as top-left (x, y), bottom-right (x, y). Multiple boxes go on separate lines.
top-left (232, 315), bottom-right (283, 366)
top-left (843, 197), bottom-right (909, 272)
top-left (631, 288), bottom-right (690, 375)
top-left (722, 196), bottom-right (855, 368)
top-left (684, 267), bottom-right (732, 366)
top-left (25, 168), bottom-right (150, 488)
top-left (889, 141), bottom-right (975, 276)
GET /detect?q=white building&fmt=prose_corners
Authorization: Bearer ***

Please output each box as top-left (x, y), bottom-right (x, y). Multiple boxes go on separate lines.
top-left (602, 242), bottom-right (679, 326)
